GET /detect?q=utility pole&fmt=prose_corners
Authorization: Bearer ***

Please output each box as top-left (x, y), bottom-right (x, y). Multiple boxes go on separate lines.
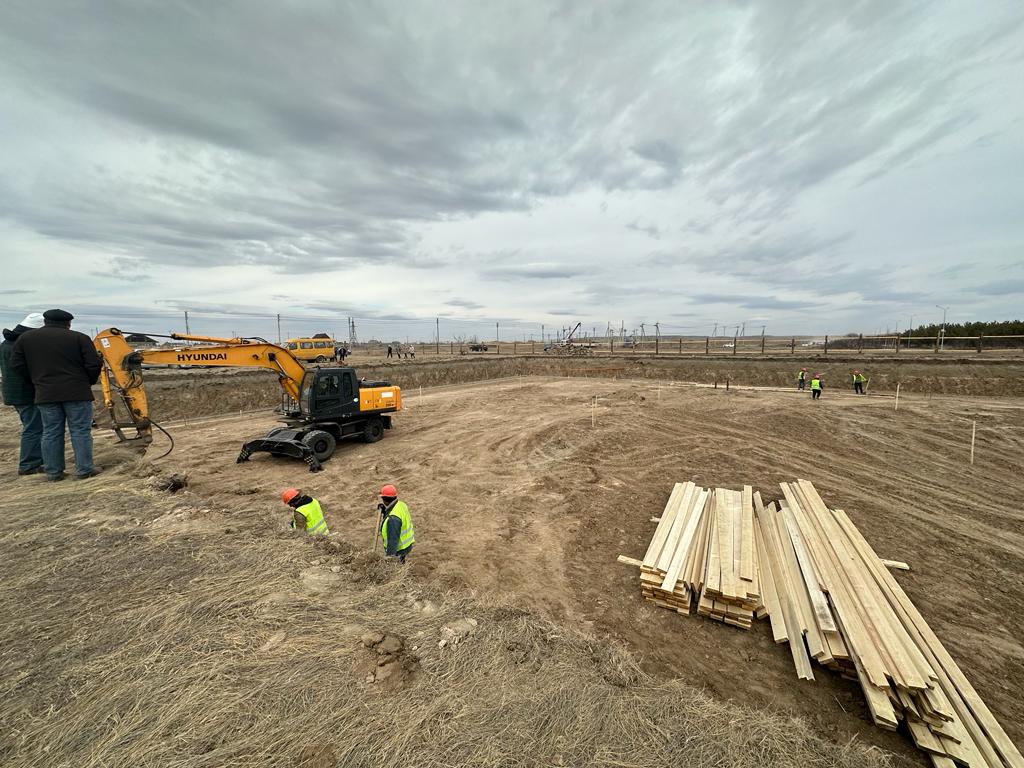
top-left (712, 321), bottom-right (718, 337)
top-left (276, 313), bottom-right (281, 344)
top-left (184, 310), bottom-right (190, 336)
top-left (496, 321), bottom-right (499, 343)
top-left (436, 317), bottom-right (439, 354)
top-left (740, 321), bottom-right (746, 336)
top-left (935, 305), bottom-right (949, 350)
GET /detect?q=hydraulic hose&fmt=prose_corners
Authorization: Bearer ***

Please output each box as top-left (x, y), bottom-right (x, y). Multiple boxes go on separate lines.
top-left (149, 419), bottom-right (175, 460)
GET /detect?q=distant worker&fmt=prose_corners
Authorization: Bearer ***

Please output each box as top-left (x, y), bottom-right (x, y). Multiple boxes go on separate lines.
top-left (282, 488), bottom-right (330, 534)
top-left (408, 345), bottom-right (415, 359)
top-left (378, 483), bottom-right (415, 562)
top-left (810, 372), bottom-right (823, 400)
top-left (852, 370), bottom-right (867, 395)
top-left (387, 345), bottom-right (393, 359)
top-left (0, 312), bottom-right (46, 476)
top-left (11, 309), bottom-right (103, 481)
top-left (797, 367), bottom-right (808, 390)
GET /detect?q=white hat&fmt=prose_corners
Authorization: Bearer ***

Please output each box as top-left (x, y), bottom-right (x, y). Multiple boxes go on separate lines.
top-left (19, 313), bottom-right (45, 329)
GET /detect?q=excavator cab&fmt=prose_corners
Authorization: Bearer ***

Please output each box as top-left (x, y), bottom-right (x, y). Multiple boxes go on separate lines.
top-left (299, 369), bottom-right (359, 419)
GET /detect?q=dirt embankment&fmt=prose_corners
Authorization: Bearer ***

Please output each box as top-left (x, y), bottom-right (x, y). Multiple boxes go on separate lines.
top-left (130, 356), bottom-right (1024, 422)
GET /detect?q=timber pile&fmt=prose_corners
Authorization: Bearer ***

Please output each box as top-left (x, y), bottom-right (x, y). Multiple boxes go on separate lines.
top-left (631, 480), bottom-right (1024, 768)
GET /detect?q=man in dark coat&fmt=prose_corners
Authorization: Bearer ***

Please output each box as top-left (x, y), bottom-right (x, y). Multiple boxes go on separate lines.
top-left (11, 309), bottom-right (103, 481)
top-left (0, 312), bottom-right (46, 475)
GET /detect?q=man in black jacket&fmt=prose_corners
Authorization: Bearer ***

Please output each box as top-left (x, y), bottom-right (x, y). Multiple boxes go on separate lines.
top-left (11, 309), bottom-right (103, 481)
top-left (0, 312), bottom-right (46, 475)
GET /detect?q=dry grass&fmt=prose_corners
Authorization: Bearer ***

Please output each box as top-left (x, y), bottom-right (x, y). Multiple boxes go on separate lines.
top-left (0, 461), bottom-right (900, 768)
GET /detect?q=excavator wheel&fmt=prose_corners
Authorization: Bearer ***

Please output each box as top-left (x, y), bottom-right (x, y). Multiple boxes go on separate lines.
top-left (362, 417), bottom-right (384, 443)
top-left (302, 429), bottom-right (337, 461)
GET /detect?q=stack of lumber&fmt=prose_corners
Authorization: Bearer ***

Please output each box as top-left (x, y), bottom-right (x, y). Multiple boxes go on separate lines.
top-left (628, 480), bottom-right (1024, 768)
top-left (639, 482), bottom-right (762, 628)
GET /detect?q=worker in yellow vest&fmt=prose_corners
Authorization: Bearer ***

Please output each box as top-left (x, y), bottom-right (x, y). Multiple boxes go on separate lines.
top-left (281, 488), bottom-right (330, 535)
top-left (797, 367), bottom-right (808, 390)
top-left (378, 483), bottom-right (415, 562)
top-left (851, 370), bottom-right (867, 394)
top-left (810, 373), bottom-right (823, 400)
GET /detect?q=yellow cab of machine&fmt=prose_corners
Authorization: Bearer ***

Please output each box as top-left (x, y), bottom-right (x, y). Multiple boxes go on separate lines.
top-left (285, 336), bottom-right (336, 362)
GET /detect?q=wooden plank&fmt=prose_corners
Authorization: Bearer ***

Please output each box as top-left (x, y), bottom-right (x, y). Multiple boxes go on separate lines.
top-left (656, 482), bottom-right (697, 573)
top-left (706, 492), bottom-right (722, 594)
top-left (642, 482), bottom-right (688, 569)
top-left (662, 489), bottom-right (709, 592)
top-left (783, 483), bottom-right (894, 689)
top-left (797, 483), bottom-right (932, 691)
top-left (688, 492), bottom-right (714, 591)
top-left (907, 719), bottom-right (948, 756)
top-left (617, 555), bottom-right (643, 567)
top-left (740, 485), bottom-right (754, 582)
top-left (780, 504), bottom-right (839, 633)
top-left (755, 499), bottom-right (815, 678)
top-left (881, 559), bottom-right (910, 571)
top-left (832, 507), bottom-right (1022, 768)
top-left (772, 499), bottom-right (829, 663)
top-left (717, 489), bottom-right (739, 599)
top-left (754, 517), bottom-right (787, 643)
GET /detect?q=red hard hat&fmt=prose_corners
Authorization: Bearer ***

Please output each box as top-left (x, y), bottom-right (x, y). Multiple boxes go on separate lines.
top-left (281, 488), bottom-right (300, 505)
top-left (380, 484), bottom-right (398, 498)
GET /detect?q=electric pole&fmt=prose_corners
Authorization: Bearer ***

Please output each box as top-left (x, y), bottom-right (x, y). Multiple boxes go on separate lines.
top-left (184, 311), bottom-right (190, 335)
top-left (276, 313), bottom-right (281, 344)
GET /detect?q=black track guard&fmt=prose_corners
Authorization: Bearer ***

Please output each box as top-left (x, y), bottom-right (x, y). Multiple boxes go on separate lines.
top-left (237, 436), bottom-right (323, 472)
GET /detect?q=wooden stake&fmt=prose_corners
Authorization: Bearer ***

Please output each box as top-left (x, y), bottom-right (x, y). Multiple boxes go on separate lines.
top-left (894, 382), bottom-right (901, 412)
top-left (970, 420), bottom-right (976, 466)
top-left (592, 397), bottom-right (596, 427)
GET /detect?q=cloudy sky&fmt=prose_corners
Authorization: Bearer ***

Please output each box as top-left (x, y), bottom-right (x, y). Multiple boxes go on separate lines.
top-left (1, 0), bottom-right (1022, 342)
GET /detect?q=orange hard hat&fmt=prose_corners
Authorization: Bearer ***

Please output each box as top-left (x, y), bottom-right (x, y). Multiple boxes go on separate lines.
top-left (281, 488), bottom-right (300, 505)
top-left (380, 484), bottom-right (398, 498)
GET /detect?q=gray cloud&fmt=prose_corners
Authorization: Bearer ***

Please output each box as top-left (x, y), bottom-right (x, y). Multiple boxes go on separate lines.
top-left (480, 264), bottom-right (577, 280)
top-left (547, 308), bottom-right (578, 316)
top-left (0, 1), bottom-right (1020, 332)
top-left (970, 278), bottom-right (1024, 296)
top-left (445, 299), bottom-right (484, 310)
top-left (690, 293), bottom-right (822, 311)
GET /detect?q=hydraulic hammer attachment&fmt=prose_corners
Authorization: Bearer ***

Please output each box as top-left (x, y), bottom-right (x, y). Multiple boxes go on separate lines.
top-left (237, 432), bottom-right (323, 472)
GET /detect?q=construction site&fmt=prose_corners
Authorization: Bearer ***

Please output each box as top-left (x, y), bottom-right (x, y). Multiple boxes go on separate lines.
top-left (2, 341), bottom-right (1022, 768)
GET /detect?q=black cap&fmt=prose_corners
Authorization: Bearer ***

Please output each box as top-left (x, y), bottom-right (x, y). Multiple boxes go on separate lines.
top-left (43, 308), bottom-right (74, 322)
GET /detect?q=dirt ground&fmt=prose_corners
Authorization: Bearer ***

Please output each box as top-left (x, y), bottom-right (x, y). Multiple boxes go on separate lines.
top-left (3, 370), bottom-right (1022, 765)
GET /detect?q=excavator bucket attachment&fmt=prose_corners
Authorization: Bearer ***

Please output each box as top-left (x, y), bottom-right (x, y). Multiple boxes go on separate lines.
top-left (237, 432), bottom-right (323, 472)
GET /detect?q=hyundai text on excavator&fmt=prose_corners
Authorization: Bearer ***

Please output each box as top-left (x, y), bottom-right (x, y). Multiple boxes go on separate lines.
top-left (94, 328), bottom-right (402, 471)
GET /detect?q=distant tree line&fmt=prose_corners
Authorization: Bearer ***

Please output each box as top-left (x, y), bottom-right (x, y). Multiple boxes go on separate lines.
top-left (828, 320), bottom-right (1023, 351)
top-left (906, 319), bottom-right (1024, 337)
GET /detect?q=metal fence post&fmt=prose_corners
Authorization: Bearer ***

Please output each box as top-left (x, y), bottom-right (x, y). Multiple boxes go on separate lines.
top-left (655, 336), bottom-right (659, 354)
top-left (977, 335), bottom-right (983, 354)
top-left (705, 337), bottom-right (709, 354)
top-left (790, 338), bottom-right (795, 354)
top-left (733, 333), bottom-right (738, 355)
top-left (824, 335), bottom-right (829, 354)
top-left (858, 333), bottom-right (863, 353)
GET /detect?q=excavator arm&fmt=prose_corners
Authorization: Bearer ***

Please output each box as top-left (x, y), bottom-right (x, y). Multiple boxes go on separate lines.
top-left (94, 327), bottom-right (309, 445)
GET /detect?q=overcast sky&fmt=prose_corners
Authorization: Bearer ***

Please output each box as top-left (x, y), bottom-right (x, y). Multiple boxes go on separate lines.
top-left (1, 1), bottom-right (1022, 341)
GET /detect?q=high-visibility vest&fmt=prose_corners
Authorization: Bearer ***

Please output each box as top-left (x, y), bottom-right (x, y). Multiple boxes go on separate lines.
top-left (810, 377), bottom-right (822, 390)
top-left (292, 499), bottom-right (330, 535)
top-left (853, 373), bottom-right (866, 383)
top-left (797, 370), bottom-right (806, 381)
top-left (381, 500), bottom-right (415, 550)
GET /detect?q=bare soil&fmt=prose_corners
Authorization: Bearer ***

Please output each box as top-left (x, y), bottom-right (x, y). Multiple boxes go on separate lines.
top-left (3, 368), bottom-right (1022, 765)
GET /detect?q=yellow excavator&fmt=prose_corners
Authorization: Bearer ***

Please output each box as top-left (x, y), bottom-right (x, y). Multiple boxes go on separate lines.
top-left (94, 328), bottom-right (402, 471)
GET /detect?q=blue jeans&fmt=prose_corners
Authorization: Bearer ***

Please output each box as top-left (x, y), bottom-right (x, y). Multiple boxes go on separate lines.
top-left (14, 404), bottom-right (43, 473)
top-left (38, 400), bottom-right (94, 477)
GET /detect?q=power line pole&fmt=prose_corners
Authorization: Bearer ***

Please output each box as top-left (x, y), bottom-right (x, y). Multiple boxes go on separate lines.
top-left (276, 313), bottom-right (282, 344)
top-left (436, 317), bottom-right (439, 354)
top-left (184, 310), bottom-right (190, 335)
top-left (496, 321), bottom-right (499, 343)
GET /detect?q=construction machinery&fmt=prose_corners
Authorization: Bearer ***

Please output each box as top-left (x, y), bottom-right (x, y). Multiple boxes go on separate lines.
top-left (94, 328), bottom-right (401, 471)
top-left (543, 322), bottom-right (593, 356)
